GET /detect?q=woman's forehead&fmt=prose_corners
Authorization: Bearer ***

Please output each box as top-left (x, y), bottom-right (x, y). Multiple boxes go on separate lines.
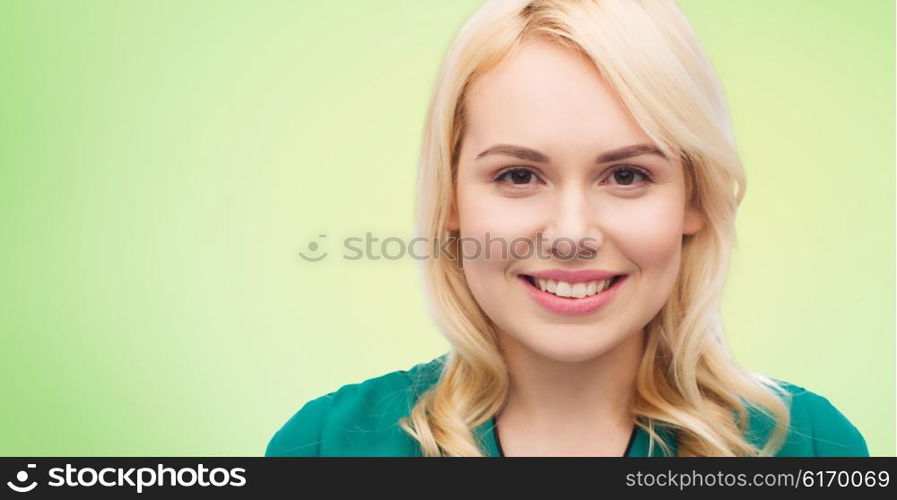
top-left (462, 37), bottom-right (653, 162)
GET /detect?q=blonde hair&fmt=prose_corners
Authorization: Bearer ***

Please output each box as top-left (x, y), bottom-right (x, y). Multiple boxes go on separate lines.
top-left (400, 0), bottom-right (791, 456)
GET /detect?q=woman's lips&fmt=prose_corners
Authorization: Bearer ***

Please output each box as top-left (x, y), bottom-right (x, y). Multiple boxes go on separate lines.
top-left (518, 273), bottom-right (628, 316)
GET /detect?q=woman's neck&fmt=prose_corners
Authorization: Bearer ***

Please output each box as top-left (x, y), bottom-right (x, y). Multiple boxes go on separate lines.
top-left (497, 329), bottom-right (646, 427)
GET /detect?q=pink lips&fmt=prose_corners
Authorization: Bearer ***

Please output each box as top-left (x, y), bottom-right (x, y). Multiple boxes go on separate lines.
top-left (519, 272), bottom-right (628, 316)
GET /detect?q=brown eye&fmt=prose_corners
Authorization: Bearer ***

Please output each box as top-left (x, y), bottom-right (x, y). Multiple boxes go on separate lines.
top-left (496, 167), bottom-right (540, 185)
top-left (608, 166), bottom-right (652, 186)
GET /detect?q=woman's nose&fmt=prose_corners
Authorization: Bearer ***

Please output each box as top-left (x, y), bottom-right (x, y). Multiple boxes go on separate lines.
top-left (540, 188), bottom-right (602, 261)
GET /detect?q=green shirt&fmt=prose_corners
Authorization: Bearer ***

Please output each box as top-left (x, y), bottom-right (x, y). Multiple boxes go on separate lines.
top-left (265, 355), bottom-right (869, 457)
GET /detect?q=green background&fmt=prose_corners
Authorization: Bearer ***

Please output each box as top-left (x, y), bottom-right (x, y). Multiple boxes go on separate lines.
top-left (1, 0), bottom-right (893, 456)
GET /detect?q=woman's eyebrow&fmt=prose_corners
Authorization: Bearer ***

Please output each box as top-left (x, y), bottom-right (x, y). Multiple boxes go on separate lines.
top-left (474, 143), bottom-right (667, 163)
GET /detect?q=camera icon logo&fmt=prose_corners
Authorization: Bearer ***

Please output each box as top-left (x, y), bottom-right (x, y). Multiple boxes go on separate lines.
top-left (6, 464), bottom-right (37, 493)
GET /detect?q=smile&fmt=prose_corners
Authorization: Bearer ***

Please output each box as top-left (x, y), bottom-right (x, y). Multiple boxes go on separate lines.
top-left (527, 276), bottom-right (619, 298)
top-left (518, 274), bottom-right (628, 315)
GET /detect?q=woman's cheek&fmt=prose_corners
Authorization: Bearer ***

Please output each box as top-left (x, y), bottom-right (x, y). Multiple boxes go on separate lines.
top-left (610, 196), bottom-right (685, 267)
top-left (458, 191), bottom-right (547, 262)
top-left (611, 199), bottom-right (686, 316)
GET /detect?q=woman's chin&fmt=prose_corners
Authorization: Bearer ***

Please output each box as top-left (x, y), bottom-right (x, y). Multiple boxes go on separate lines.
top-left (516, 333), bottom-right (625, 364)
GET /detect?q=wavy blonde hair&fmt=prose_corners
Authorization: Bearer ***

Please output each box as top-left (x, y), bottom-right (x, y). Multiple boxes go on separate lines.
top-left (400, 0), bottom-right (791, 456)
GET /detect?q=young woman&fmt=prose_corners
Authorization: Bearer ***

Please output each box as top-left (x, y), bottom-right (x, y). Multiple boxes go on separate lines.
top-left (266, 0), bottom-right (869, 457)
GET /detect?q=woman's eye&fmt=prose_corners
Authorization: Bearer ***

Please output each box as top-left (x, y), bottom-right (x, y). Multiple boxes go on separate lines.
top-left (607, 166), bottom-right (652, 186)
top-left (495, 167), bottom-right (541, 186)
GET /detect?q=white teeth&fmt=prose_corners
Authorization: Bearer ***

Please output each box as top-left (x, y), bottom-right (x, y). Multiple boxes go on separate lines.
top-left (531, 277), bottom-right (617, 298)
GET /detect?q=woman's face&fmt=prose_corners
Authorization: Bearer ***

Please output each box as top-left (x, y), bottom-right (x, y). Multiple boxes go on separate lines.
top-left (448, 37), bottom-right (703, 363)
